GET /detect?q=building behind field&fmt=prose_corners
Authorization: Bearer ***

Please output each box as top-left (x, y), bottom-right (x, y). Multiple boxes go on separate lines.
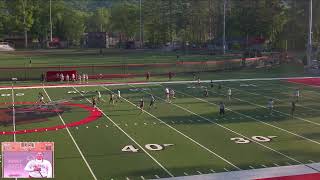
top-left (84, 32), bottom-right (119, 48)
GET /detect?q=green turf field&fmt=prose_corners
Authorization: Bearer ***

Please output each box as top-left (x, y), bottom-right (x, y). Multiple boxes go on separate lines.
top-left (0, 49), bottom-right (242, 67)
top-left (1, 78), bottom-right (320, 179)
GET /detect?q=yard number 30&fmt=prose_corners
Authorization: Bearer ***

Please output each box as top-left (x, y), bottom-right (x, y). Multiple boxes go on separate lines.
top-left (231, 136), bottom-right (277, 144)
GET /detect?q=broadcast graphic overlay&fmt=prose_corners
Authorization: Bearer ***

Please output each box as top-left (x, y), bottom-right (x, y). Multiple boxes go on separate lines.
top-left (2, 142), bottom-right (54, 178)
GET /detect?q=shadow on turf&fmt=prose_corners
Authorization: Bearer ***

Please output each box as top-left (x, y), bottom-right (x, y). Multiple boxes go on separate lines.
top-left (142, 107), bottom-right (294, 126)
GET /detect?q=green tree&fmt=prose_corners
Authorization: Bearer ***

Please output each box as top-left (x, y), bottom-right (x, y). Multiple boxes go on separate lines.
top-left (110, 2), bottom-right (139, 42)
top-left (62, 9), bottom-right (88, 46)
top-left (87, 7), bottom-right (111, 32)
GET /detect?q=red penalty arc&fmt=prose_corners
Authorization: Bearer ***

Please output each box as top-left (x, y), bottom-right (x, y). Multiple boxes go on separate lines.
top-left (0, 102), bottom-right (102, 135)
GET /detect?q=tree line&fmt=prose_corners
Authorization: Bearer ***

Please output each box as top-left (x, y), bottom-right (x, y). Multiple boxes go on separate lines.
top-left (0, 0), bottom-right (319, 50)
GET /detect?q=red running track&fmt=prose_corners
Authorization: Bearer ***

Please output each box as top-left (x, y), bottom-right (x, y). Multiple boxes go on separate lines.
top-left (287, 77), bottom-right (320, 87)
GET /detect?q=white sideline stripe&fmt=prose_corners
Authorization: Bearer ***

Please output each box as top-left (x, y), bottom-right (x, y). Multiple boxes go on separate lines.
top-left (151, 84), bottom-right (313, 166)
top-left (159, 162), bottom-right (320, 180)
top-left (1, 76), bottom-right (319, 91)
top-left (11, 85), bottom-right (16, 142)
top-left (102, 86), bottom-right (240, 170)
top-left (72, 87), bottom-right (174, 177)
top-left (42, 88), bottom-right (98, 180)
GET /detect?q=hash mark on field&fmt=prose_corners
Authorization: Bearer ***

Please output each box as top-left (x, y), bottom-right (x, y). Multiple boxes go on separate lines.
top-left (224, 168), bottom-right (229, 172)
top-left (153, 122), bottom-right (157, 125)
top-left (309, 160), bottom-right (316, 163)
top-left (96, 126), bottom-right (99, 128)
top-left (249, 166), bottom-right (255, 169)
top-left (210, 169), bottom-right (215, 173)
top-left (140, 176), bottom-right (145, 180)
top-left (126, 177), bottom-right (130, 180)
top-left (105, 124), bottom-right (108, 128)
top-left (197, 171), bottom-right (202, 174)
top-left (183, 172), bottom-right (188, 176)
top-left (86, 126), bottom-right (89, 129)
top-left (274, 163), bottom-right (280, 167)
top-left (261, 164), bottom-right (267, 168)
top-left (144, 122), bottom-right (148, 125)
top-left (155, 175), bottom-right (160, 179)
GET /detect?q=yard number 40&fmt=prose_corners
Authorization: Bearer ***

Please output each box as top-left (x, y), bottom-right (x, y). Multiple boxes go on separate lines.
top-left (231, 136), bottom-right (277, 144)
top-left (122, 144), bottom-right (174, 153)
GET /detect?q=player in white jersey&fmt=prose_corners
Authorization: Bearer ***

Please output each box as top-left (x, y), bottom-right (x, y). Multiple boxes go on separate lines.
top-left (96, 91), bottom-right (102, 102)
top-left (165, 88), bottom-right (170, 102)
top-left (60, 74), bottom-right (64, 82)
top-left (227, 88), bottom-right (232, 100)
top-left (85, 74), bottom-right (89, 83)
top-left (78, 74), bottom-right (82, 83)
top-left (65, 74), bottom-right (70, 83)
top-left (71, 73), bottom-right (75, 82)
top-left (116, 90), bottom-right (121, 102)
top-left (24, 152), bottom-right (52, 178)
top-left (294, 89), bottom-right (300, 102)
top-left (170, 89), bottom-right (175, 99)
top-left (267, 99), bottom-right (274, 115)
top-left (82, 74), bottom-right (86, 83)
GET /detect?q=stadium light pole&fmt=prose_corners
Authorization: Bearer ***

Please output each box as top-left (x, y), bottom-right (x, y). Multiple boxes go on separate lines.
top-left (222, 0), bottom-right (226, 54)
top-left (50, 0), bottom-right (53, 42)
top-left (139, 0), bottom-right (143, 48)
top-left (307, 0), bottom-right (313, 67)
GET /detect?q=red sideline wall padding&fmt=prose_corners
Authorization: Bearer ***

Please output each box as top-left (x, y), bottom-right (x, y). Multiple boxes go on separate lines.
top-left (256, 173), bottom-right (320, 180)
top-left (46, 70), bottom-right (77, 82)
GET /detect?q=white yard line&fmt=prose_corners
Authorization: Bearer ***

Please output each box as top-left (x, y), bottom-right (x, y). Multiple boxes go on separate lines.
top-left (172, 85), bottom-right (320, 147)
top-left (219, 88), bottom-right (320, 127)
top-left (42, 87), bottom-right (98, 180)
top-left (131, 84), bottom-right (312, 167)
top-left (1, 76), bottom-right (319, 91)
top-left (101, 86), bottom-right (240, 170)
top-left (142, 86), bottom-right (318, 171)
top-left (72, 87), bottom-right (174, 177)
top-left (11, 84), bottom-right (16, 142)
top-left (223, 83), bottom-right (320, 113)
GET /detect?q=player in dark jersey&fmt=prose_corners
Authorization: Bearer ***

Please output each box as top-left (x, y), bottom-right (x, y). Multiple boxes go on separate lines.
top-left (139, 98), bottom-right (144, 114)
top-left (210, 80), bottom-right (214, 88)
top-left (291, 101), bottom-right (296, 118)
top-left (92, 97), bottom-right (97, 108)
top-left (219, 102), bottom-right (225, 116)
top-left (109, 92), bottom-right (114, 105)
top-left (149, 95), bottom-right (156, 109)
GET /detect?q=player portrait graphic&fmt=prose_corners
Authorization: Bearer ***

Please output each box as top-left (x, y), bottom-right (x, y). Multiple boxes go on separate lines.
top-left (24, 152), bottom-right (52, 178)
top-left (2, 142), bottom-right (54, 179)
